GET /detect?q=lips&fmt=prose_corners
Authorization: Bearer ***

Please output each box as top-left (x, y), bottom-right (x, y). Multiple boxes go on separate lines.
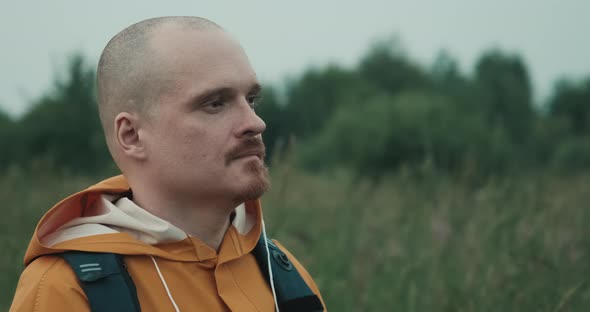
top-left (232, 148), bottom-right (265, 161)
top-left (225, 137), bottom-right (266, 165)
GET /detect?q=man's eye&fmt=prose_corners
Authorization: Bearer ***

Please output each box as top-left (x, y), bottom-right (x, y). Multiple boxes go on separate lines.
top-left (246, 94), bottom-right (261, 108)
top-left (210, 100), bottom-right (224, 107)
top-left (203, 99), bottom-right (224, 110)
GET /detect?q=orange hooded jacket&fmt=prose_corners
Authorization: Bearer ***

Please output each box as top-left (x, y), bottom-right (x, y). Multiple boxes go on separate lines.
top-left (10, 175), bottom-right (325, 311)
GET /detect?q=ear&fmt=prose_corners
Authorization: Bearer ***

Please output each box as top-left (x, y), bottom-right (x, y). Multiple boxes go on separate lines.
top-left (114, 112), bottom-right (147, 160)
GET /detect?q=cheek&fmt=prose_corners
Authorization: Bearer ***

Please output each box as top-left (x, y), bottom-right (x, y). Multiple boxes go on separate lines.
top-left (176, 127), bottom-right (225, 163)
top-left (152, 113), bottom-right (232, 165)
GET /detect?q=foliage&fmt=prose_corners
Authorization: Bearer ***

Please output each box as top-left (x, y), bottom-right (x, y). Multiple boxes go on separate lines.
top-left (3, 167), bottom-right (590, 311)
top-left (474, 50), bottom-right (534, 142)
top-left (358, 38), bottom-right (431, 95)
top-left (549, 78), bottom-right (590, 135)
top-left (282, 65), bottom-right (376, 140)
top-left (0, 110), bottom-right (16, 167)
top-left (263, 167), bottom-right (590, 312)
top-left (551, 136), bottom-right (590, 170)
top-left (2, 35), bottom-right (590, 312)
top-left (299, 91), bottom-right (516, 177)
top-left (1, 35), bottom-right (590, 177)
top-left (15, 55), bottom-right (110, 174)
top-left (254, 85), bottom-right (289, 161)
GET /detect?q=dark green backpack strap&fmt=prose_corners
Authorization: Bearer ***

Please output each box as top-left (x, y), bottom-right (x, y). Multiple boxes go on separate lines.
top-left (61, 252), bottom-right (141, 312)
top-left (253, 236), bottom-right (325, 312)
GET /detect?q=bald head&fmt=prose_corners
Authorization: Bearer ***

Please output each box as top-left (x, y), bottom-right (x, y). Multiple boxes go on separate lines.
top-left (96, 16), bottom-right (221, 139)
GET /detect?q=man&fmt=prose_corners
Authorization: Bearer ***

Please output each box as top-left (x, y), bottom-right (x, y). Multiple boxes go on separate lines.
top-left (10, 16), bottom-right (325, 312)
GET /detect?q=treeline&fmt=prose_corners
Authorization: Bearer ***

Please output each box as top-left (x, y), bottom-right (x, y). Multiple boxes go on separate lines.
top-left (260, 40), bottom-right (590, 177)
top-left (0, 56), bottom-right (111, 174)
top-left (1, 40), bottom-right (590, 177)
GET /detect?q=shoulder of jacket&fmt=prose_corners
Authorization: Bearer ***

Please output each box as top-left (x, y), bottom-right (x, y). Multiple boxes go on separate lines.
top-left (10, 255), bottom-right (87, 312)
top-left (25, 255), bottom-right (76, 281)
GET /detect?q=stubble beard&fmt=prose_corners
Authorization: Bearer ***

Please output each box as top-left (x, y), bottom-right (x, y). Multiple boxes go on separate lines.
top-left (227, 136), bottom-right (270, 203)
top-left (233, 158), bottom-right (270, 203)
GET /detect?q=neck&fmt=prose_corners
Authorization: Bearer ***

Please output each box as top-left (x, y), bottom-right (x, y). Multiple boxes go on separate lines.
top-left (129, 183), bottom-right (237, 251)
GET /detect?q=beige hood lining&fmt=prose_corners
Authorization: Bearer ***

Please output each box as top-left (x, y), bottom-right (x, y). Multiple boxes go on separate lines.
top-left (42, 194), bottom-right (254, 247)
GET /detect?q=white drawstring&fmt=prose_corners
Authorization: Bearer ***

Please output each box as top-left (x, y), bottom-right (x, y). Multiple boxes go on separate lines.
top-left (150, 256), bottom-right (181, 312)
top-left (262, 218), bottom-right (280, 312)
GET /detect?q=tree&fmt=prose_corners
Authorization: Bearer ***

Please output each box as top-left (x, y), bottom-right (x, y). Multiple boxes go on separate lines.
top-left (430, 51), bottom-right (479, 113)
top-left (299, 91), bottom-right (514, 177)
top-left (548, 78), bottom-right (590, 135)
top-left (18, 54), bottom-right (110, 173)
top-left (0, 109), bottom-right (15, 169)
top-left (358, 38), bottom-right (431, 96)
top-left (284, 65), bottom-right (375, 140)
top-left (474, 49), bottom-right (534, 142)
top-left (255, 85), bottom-right (288, 161)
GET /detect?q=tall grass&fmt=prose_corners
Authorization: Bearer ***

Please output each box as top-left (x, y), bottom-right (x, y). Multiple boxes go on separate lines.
top-left (1, 163), bottom-right (589, 311)
top-left (264, 164), bottom-right (590, 311)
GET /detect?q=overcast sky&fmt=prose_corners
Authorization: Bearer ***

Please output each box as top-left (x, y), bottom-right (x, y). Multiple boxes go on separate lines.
top-left (1, 0), bottom-right (589, 117)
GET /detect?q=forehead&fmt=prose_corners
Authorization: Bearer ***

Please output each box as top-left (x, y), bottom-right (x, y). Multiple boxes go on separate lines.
top-left (149, 25), bottom-right (257, 93)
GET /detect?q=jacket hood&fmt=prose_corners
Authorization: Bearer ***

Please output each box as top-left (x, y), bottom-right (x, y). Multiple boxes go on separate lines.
top-left (23, 175), bottom-right (263, 266)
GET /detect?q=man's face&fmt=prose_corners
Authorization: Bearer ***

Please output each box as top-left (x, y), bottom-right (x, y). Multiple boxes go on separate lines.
top-left (140, 26), bottom-right (269, 204)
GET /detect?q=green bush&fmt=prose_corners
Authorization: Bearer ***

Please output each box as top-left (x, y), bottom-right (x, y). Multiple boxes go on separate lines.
top-left (298, 91), bottom-right (516, 177)
top-left (552, 137), bottom-right (590, 170)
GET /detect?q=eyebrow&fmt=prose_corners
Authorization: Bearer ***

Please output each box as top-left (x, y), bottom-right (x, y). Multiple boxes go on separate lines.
top-left (249, 83), bottom-right (262, 94)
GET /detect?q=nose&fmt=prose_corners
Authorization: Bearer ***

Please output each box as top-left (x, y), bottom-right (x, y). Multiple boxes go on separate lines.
top-left (236, 100), bottom-right (266, 138)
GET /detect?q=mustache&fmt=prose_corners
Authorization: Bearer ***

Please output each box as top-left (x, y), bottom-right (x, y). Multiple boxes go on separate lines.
top-left (225, 137), bottom-right (266, 165)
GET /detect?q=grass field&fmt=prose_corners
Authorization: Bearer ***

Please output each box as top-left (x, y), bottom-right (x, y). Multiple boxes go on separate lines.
top-left (1, 163), bottom-right (589, 311)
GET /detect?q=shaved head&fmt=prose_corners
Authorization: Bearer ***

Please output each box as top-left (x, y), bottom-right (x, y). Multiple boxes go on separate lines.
top-left (94, 15), bottom-right (267, 217)
top-left (97, 16), bottom-right (221, 142)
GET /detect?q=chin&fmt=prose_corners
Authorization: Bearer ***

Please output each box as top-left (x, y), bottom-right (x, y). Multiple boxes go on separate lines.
top-left (232, 162), bottom-right (270, 202)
